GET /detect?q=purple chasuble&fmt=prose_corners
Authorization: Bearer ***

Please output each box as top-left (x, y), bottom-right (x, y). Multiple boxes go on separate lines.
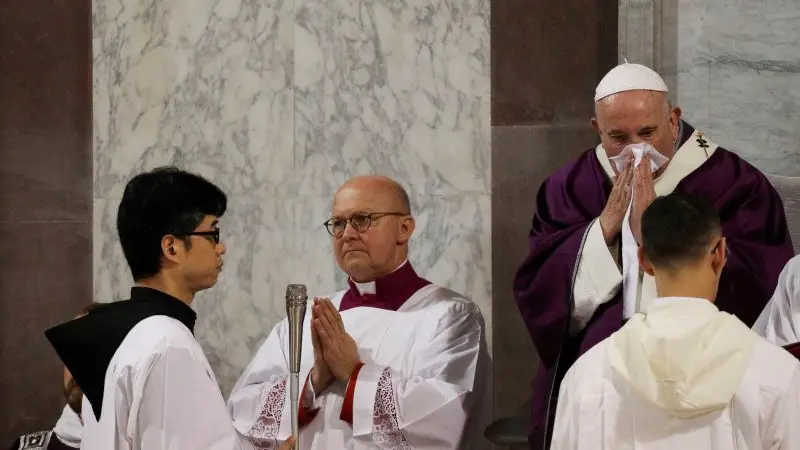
top-left (339, 262), bottom-right (432, 312)
top-left (514, 121), bottom-right (794, 450)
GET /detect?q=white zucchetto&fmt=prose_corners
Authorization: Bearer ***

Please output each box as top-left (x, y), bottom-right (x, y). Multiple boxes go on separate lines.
top-left (595, 62), bottom-right (668, 102)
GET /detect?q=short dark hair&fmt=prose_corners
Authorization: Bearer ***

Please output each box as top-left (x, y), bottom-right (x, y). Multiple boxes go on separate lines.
top-left (641, 193), bottom-right (722, 270)
top-left (116, 166), bottom-right (227, 281)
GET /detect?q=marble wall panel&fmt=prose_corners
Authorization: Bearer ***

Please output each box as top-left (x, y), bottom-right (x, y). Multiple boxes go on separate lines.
top-left (93, 0), bottom-right (491, 444)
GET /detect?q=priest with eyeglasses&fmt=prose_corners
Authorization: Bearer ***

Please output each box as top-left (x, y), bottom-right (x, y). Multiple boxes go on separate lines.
top-left (228, 175), bottom-right (488, 449)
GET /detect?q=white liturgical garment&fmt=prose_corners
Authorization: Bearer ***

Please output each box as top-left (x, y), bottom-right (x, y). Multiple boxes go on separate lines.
top-left (551, 297), bottom-right (800, 450)
top-left (228, 284), bottom-right (486, 450)
top-left (569, 131), bottom-right (719, 332)
top-left (80, 316), bottom-right (247, 450)
top-left (52, 405), bottom-right (82, 448)
top-left (754, 254), bottom-right (800, 346)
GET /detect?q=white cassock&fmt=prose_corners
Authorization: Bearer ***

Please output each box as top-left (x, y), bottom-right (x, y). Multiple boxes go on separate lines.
top-left (551, 297), bottom-right (800, 450)
top-left (53, 405), bottom-right (82, 448)
top-left (80, 316), bottom-right (246, 450)
top-left (570, 130), bottom-right (717, 333)
top-left (754, 255), bottom-right (800, 346)
top-left (228, 283), bottom-right (486, 449)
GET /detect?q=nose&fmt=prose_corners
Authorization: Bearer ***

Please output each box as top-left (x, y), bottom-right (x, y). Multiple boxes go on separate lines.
top-left (341, 222), bottom-right (359, 240)
top-left (217, 243), bottom-right (226, 255)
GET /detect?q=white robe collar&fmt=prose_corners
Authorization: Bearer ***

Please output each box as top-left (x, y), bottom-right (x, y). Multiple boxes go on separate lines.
top-left (609, 295), bottom-right (757, 418)
top-left (350, 259), bottom-right (408, 296)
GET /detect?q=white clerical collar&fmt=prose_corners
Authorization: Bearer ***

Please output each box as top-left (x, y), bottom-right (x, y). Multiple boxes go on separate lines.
top-left (351, 259), bottom-right (409, 296)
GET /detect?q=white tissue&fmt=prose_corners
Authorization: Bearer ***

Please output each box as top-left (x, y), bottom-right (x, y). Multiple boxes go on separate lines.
top-left (608, 143), bottom-right (669, 174)
top-left (612, 143), bottom-right (669, 319)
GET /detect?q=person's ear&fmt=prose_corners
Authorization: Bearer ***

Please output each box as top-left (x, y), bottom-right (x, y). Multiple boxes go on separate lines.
top-left (670, 107), bottom-right (683, 139)
top-left (161, 235), bottom-right (181, 263)
top-left (711, 237), bottom-right (727, 276)
top-left (638, 246), bottom-right (655, 276)
top-left (397, 216), bottom-right (415, 245)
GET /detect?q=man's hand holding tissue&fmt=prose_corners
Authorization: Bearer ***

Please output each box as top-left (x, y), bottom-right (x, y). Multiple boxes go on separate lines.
top-left (599, 154), bottom-right (635, 244)
top-left (630, 154), bottom-right (657, 244)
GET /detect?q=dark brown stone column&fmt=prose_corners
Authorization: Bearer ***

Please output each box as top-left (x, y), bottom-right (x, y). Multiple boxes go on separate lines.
top-left (0, 0), bottom-right (92, 443)
top-left (490, 0), bottom-right (618, 444)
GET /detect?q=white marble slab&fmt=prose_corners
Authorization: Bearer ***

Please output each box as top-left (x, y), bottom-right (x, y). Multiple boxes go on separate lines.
top-left (618, 0), bottom-right (800, 175)
top-left (293, 0), bottom-right (490, 196)
top-left (93, 0), bottom-right (295, 199)
top-left (674, 0), bottom-right (800, 175)
top-left (93, 0), bottom-right (491, 410)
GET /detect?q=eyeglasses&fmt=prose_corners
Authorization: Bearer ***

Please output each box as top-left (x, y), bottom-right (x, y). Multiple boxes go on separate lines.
top-left (323, 212), bottom-right (407, 237)
top-left (176, 229), bottom-right (220, 244)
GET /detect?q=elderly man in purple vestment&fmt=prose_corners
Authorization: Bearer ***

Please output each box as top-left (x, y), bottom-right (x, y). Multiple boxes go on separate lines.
top-left (513, 62), bottom-right (795, 450)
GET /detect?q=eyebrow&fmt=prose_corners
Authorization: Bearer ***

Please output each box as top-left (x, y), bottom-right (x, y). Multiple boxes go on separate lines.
top-left (608, 125), bottom-right (658, 136)
top-left (211, 219), bottom-right (219, 228)
top-left (331, 211), bottom-right (372, 218)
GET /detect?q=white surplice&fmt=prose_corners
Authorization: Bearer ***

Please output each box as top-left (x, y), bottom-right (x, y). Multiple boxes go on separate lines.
top-left (552, 297), bottom-right (800, 450)
top-left (53, 405), bottom-right (82, 448)
top-left (754, 255), bottom-right (800, 346)
top-left (570, 131), bottom-right (718, 333)
top-left (80, 316), bottom-right (247, 450)
top-left (228, 284), bottom-right (486, 449)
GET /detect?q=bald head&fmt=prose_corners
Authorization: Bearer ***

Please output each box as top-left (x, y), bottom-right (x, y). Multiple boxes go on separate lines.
top-left (335, 176), bottom-right (411, 215)
top-left (330, 176), bottom-right (415, 282)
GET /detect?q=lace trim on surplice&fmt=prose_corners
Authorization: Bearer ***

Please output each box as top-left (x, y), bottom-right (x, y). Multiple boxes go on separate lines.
top-left (372, 367), bottom-right (411, 449)
top-left (248, 379), bottom-right (287, 450)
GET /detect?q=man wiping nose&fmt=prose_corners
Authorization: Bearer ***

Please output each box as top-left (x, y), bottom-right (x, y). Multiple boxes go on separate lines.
top-left (513, 61), bottom-right (793, 450)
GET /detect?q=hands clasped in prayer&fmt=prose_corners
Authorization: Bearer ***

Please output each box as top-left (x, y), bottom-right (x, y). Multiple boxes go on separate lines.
top-left (599, 154), bottom-right (657, 245)
top-left (310, 297), bottom-right (360, 392)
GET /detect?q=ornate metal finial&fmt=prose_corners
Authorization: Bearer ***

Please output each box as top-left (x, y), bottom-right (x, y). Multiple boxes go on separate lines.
top-left (286, 284), bottom-right (307, 306)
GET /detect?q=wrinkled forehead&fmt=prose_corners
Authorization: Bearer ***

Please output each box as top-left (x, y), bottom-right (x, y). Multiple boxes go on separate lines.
top-left (332, 186), bottom-right (393, 216)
